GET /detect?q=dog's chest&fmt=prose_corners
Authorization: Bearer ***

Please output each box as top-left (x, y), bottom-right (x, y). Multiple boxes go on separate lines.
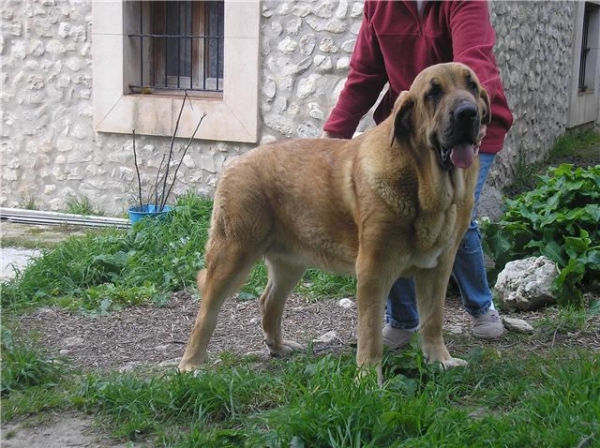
top-left (409, 205), bottom-right (458, 269)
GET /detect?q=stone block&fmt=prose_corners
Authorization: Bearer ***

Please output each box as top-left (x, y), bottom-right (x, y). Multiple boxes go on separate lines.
top-left (494, 256), bottom-right (558, 311)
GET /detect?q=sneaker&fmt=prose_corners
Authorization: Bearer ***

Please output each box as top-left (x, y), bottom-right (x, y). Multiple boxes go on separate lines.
top-left (472, 309), bottom-right (504, 339)
top-left (382, 324), bottom-right (416, 351)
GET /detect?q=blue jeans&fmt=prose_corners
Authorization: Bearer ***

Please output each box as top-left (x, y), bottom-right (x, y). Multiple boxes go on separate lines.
top-left (385, 153), bottom-right (496, 330)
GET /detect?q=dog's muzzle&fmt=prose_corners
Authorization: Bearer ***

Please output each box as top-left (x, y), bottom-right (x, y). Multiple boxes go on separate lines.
top-left (435, 102), bottom-right (481, 171)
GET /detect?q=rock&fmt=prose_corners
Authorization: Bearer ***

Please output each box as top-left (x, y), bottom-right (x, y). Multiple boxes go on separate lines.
top-left (478, 184), bottom-right (505, 221)
top-left (62, 336), bottom-right (84, 347)
top-left (446, 324), bottom-right (464, 335)
top-left (502, 317), bottom-right (535, 334)
top-left (338, 298), bottom-right (354, 309)
top-left (312, 330), bottom-right (338, 344)
top-left (494, 256), bottom-right (558, 311)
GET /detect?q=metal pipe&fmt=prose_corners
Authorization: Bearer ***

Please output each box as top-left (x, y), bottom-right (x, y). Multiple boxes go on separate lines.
top-left (0, 208), bottom-right (130, 229)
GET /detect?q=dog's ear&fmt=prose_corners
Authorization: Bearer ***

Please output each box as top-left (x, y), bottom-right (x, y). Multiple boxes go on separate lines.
top-left (479, 86), bottom-right (492, 125)
top-left (389, 91), bottom-right (414, 147)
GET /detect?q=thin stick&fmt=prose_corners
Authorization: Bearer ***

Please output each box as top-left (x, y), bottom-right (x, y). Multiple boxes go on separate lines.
top-left (159, 91), bottom-right (188, 210)
top-left (161, 112), bottom-right (207, 208)
top-left (148, 154), bottom-right (166, 207)
top-left (132, 130), bottom-right (143, 211)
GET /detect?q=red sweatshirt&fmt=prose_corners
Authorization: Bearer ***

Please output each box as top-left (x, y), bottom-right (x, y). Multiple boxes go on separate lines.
top-left (324, 0), bottom-right (514, 154)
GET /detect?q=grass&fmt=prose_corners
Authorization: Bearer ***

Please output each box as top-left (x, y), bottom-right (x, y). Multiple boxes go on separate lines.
top-left (66, 196), bottom-right (105, 216)
top-left (17, 196), bottom-right (37, 210)
top-left (547, 127), bottom-right (600, 160)
top-left (506, 128), bottom-right (600, 196)
top-left (1, 192), bottom-right (353, 314)
top-left (2, 336), bottom-right (598, 447)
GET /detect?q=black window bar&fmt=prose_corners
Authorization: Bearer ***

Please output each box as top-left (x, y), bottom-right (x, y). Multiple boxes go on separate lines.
top-left (128, 1), bottom-right (224, 93)
top-left (578, 5), bottom-right (591, 93)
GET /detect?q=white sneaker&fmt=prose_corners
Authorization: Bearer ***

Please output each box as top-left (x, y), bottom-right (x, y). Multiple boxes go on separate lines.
top-left (382, 324), bottom-right (416, 351)
top-left (472, 309), bottom-right (505, 339)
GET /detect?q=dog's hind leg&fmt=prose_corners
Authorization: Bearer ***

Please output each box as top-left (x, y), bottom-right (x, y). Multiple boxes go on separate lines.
top-left (178, 248), bottom-right (259, 372)
top-left (260, 258), bottom-right (306, 357)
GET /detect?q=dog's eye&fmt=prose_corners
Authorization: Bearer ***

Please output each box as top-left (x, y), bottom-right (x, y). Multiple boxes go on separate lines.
top-left (465, 77), bottom-right (478, 93)
top-left (426, 83), bottom-right (443, 101)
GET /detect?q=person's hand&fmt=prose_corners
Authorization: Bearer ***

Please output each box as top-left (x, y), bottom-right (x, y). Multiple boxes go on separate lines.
top-left (322, 131), bottom-right (345, 139)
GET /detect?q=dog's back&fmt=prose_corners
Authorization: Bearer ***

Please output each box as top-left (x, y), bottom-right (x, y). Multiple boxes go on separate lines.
top-left (206, 138), bottom-right (362, 275)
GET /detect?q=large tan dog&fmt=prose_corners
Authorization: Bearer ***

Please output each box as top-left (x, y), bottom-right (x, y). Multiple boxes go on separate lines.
top-left (179, 62), bottom-right (491, 382)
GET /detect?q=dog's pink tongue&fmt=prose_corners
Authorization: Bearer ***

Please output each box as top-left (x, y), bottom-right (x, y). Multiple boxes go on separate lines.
top-left (450, 143), bottom-right (477, 169)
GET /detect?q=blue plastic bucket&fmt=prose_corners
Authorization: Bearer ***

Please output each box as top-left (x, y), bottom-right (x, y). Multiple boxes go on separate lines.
top-left (128, 204), bottom-right (173, 225)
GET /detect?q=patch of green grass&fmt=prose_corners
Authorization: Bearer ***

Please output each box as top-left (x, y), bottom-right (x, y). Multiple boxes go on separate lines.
top-left (547, 128), bottom-right (600, 161)
top-left (18, 196), bottom-right (38, 210)
top-left (505, 129), bottom-right (600, 197)
top-left (2, 192), bottom-right (354, 313)
top-left (0, 327), bottom-right (71, 407)
top-left (509, 149), bottom-right (539, 195)
top-left (65, 196), bottom-right (104, 216)
top-left (3, 343), bottom-right (597, 447)
top-left (535, 303), bottom-right (600, 341)
top-left (298, 269), bottom-right (356, 301)
top-left (1, 193), bottom-right (210, 312)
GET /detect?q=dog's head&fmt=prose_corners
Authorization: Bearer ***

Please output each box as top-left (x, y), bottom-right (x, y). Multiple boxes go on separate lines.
top-left (389, 62), bottom-right (491, 171)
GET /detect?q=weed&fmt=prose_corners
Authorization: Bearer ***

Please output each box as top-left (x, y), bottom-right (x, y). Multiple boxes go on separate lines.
top-left (547, 128), bottom-right (600, 160)
top-left (66, 196), bottom-right (104, 216)
top-left (18, 196), bottom-right (37, 210)
top-left (510, 148), bottom-right (538, 193)
top-left (0, 327), bottom-right (70, 396)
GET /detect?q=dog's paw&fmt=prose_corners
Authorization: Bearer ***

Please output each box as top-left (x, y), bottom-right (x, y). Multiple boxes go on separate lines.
top-left (267, 339), bottom-right (303, 357)
top-left (178, 361), bottom-right (198, 373)
top-left (440, 357), bottom-right (468, 369)
top-left (355, 364), bottom-right (384, 387)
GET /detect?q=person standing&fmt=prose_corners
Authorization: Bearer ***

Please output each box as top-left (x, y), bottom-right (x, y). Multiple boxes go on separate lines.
top-left (323, 0), bottom-right (514, 348)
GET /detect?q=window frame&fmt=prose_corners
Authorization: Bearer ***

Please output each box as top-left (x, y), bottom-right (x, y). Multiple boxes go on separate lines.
top-left (92, 0), bottom-right (259, 143)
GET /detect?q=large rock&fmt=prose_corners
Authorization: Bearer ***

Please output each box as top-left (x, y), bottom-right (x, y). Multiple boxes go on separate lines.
top-left (494, 256), bottom-right (558, 311)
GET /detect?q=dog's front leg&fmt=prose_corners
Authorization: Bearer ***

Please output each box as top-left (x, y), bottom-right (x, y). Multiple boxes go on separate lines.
top-left (415, 262), bottom-right (467, 369)
top-left (355, 255), bottom-right (394, 385)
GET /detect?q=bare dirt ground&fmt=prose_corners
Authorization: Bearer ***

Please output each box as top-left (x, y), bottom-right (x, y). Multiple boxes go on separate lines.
top-left (3, 289), bottom-right (599, 447)
top-left (11, 290), bottom-right (600, 374)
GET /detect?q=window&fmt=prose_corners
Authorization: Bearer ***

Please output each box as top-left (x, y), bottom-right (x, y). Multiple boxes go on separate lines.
top-left (92, 0), bottom-right (259, 143)
top-left (568, 1), bottom-right (600, 127)
top-left (129, 1), bottom-right (224, 93)
top-left (578, 3), bottom-right (599, 93)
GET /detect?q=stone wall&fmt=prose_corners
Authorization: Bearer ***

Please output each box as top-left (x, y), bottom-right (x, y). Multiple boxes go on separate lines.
top-left (489, 0), bottom-right (577, 189)
top-left (0, 0), bottom-right (590, 215)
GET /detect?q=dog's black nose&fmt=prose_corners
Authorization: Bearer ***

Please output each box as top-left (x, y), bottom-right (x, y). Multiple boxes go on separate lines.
top-left (454, 103), bottom-right (478, 123)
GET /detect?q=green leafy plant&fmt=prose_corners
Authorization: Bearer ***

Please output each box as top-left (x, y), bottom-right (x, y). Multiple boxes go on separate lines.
top-left (1, 327), bottom-right (70, 396)
top-left (482, 164), bottom-right (600, 307)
